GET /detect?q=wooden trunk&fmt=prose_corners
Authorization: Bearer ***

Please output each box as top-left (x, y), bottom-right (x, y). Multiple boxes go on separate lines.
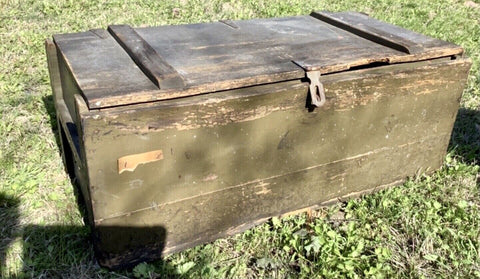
top-left (45, 11), bottom-right (471, 269)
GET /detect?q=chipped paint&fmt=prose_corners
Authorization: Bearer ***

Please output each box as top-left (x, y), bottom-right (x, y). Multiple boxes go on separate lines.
top-left (202, 173), bottom-right (218, 182)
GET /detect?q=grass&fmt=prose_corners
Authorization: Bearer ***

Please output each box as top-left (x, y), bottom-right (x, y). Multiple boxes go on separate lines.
top-left (0, 0), bottom-right (479, 278)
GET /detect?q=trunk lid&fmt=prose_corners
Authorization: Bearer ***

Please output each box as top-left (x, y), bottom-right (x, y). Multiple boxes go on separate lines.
top-left (53, 11), bottom-right (463, 109)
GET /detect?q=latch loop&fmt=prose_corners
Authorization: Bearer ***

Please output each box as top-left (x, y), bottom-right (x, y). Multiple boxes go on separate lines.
top-left (306, 71), bottom-right (326, 107)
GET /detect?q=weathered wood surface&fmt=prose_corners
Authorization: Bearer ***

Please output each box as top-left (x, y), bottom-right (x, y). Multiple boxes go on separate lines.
top-left (107, 25), bottom-right (186, 89)
top-left (53, 13), bottom-right (463, 109)
top-left (72, 58), bottom-right (469, 268)
top-left (309, 11), bottom-right (464, 64)
top-left (311, 11), bottom-right (461, 55)
top-left (53, 29), bottom-right (159, 108)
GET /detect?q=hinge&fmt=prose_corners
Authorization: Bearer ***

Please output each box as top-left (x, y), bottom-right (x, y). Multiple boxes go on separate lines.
top-left (306, 70), bottom-right (326, 107)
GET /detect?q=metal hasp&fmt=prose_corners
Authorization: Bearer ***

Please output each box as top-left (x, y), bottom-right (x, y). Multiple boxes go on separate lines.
top-left (306, 70), bottom-right (326, 107)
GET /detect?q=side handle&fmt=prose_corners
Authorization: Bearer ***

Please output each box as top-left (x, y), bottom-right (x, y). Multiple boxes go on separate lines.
top-left (46, 39), bottom-right (83, 162)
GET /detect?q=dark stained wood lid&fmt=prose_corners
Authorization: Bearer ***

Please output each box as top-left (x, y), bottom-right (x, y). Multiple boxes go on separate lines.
top-left (53, 11), bottom-right (463, 109)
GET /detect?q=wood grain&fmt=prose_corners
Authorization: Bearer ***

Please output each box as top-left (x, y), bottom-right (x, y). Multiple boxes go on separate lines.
top-left (52, 13), bottom-right (463, 109)
top-left (108, 25), bottom-right (185, 89)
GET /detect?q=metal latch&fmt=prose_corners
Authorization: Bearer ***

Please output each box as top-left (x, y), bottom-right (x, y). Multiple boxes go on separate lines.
top-left (306, 71), bottom-right (326, 107)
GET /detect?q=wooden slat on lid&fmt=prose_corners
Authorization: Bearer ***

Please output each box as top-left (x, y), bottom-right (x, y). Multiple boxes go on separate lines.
top-left (53, 13), bottom-right (464, 109)
top-left (108, 25), bottom-right (185, 89)
top-left (53, 29), bottom-right (159, 108)
top-left (310, 11), bottom-right (463, 63)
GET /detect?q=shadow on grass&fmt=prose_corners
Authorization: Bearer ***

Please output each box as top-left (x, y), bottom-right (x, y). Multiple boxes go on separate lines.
top-left (0, 194), bottom-right (191, 278)
top-left (449, 108), bottom-right (480, 164)
top-left (0, 193), bottom-right (20, 276)
top-left (20, 224), bottom-right (94, 277)
top-left (42, 95), bottom-right (61, 152)
top-left (20, 225), bottom-right (181, 278)
top-left (0, 191), bottom-right (94, 277)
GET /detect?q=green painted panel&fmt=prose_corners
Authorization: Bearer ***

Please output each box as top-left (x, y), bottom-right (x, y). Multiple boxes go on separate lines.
top-left (82, 59), bottom-right (468, 221)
